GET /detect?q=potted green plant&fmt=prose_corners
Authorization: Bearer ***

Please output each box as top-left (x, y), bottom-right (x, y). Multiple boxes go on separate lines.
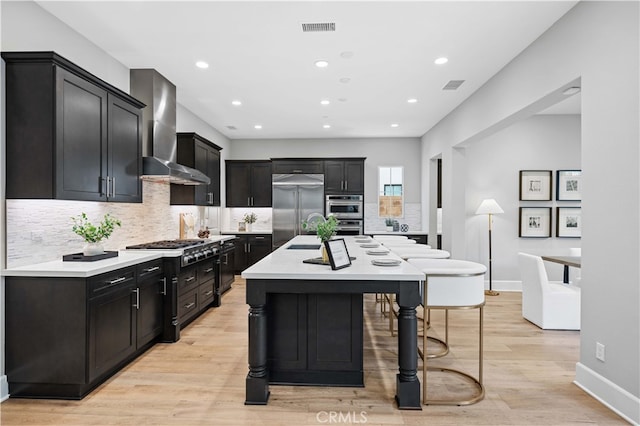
top-left (243, 212), bottom-right (257, 232)
top-left (71, 212), bottom-right (121, 256)
top-left (303, 214), bottom-right (338, 262)
top-left (385, 217), bottom-right (394, 232)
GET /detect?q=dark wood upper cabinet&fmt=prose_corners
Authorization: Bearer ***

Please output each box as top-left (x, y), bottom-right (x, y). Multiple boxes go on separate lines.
top-left (271, 159), bottom-right (324, 174)
top-left (170, 132), bottom-right (222, 206)
top-left (225, 160), bottom-right (272, 207)
top-left (324, 159), bottom-right (365, 194)
top-left (2, 51), bottom-right (144, 202)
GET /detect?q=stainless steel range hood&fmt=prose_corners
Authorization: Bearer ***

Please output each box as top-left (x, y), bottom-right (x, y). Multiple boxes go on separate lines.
top-left (130, 69), bottom-right (210, 185)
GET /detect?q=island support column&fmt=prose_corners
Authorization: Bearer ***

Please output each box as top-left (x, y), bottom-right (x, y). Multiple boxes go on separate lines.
top-left (245, 281), bottom-right (270, 405)
top-left (395, 283), bottom-right (422, 409)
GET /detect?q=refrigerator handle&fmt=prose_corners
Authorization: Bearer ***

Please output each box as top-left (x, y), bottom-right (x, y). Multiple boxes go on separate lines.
top-left (295, 190), bottom-right (300, 235)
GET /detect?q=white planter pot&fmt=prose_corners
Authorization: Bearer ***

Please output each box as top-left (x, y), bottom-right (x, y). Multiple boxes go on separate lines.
top-left (83, 242), bottom-right (105, 256)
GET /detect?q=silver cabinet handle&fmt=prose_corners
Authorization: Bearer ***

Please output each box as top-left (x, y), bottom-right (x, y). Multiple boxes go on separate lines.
top-left (144, 266), bottom-right (160, 273)
top-left (112, 176), bottom-right (116, 197)
top-left (185, 276), bottom-right (196, 282)
top-left (205, 267), bottom-right (214, 273)
top-left (132, 288), bottom-right (139, 309)
top-left (184, 302), bottom-right (196, 309)
top-left (109, 276), bottom-right (127, 285)
top-left (254, 236), bottom-right (265, 240)
top-left (247, 197), bottom-right (251, 206)
top-left (344, 180), bottom-right (347, 191)
top-left (204, 290), bottom-right (214, 297)
top-left (247, 243), bottom-right (251, 253)
top-left (105, 176), bottom-right (111, 197)
top-left (244, 243), bottom-right (248, 253)
top-left (161, 277), bottom-right (167, 296)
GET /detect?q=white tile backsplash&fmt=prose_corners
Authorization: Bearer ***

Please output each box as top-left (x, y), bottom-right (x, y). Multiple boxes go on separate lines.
top-left (6, 181), bottom-right (220, 268)
top-left (363, 202), bottom-right (422, 232)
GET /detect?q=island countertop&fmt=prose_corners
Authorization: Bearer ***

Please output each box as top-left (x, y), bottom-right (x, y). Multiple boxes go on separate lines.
top-left (241, 235), bottom-right (424, 281)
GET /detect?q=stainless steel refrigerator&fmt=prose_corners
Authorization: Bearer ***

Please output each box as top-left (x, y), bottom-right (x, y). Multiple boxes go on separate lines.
top-left (272, 173), bottom-right (325, 250)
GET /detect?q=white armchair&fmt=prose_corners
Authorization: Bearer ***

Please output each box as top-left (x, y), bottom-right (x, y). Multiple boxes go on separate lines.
top-left (518, 252), bottom-right (581, 330)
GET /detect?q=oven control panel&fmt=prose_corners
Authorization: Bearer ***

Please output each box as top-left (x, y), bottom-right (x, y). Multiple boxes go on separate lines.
top-left (182, 242), bottom-right (220, 267)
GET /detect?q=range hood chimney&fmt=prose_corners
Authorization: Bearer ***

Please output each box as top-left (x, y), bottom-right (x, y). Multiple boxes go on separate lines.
top-left (130, 69), bottom-right (209, 185)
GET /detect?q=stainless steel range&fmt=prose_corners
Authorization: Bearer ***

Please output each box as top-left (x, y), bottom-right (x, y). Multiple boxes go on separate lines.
top-left (126, 239), bottom-right (221, 342)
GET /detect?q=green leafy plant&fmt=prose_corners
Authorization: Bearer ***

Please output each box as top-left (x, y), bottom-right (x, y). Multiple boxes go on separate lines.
top-left (71, 213), bottom-right (121, 243)
top-left (303, 214), bottom-right (338, 242)
top-left (385, 217), bottom-right (394, 226)
top-left (243, 212), bottom-right (258, 224)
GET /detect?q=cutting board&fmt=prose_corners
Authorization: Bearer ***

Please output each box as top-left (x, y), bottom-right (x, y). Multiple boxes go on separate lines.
top-left (180, 213), bottom-right (196, 239)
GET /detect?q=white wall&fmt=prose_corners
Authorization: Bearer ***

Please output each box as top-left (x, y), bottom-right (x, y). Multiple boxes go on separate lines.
top-left (465, 114), bottom-right (581, 286)
top-left (421, 2), bottom-right (639, 422)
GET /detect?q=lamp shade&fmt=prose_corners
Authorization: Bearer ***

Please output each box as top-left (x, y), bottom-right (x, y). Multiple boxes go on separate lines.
top-left (475, 199), bottom-right (504, 215)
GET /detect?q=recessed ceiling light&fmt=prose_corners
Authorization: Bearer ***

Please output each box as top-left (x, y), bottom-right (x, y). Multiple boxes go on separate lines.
top-left (323, 124), bottom-right (331, 129)
top-left (195, 61), bottom-right (209, 69)
top-left (340, 51), bottom-right (354, 59)
top-left (320, 100), bottom-right (330, 105)
top-left (254, 124), bottom-right (262, 129)
top-left (391, 123), bottom-right (399, 128)
top-left (434, 57), bottom-right (448, 65)
top-left (231, 100), bottom-right (242, 106)
top-left (315, 60), bottom-right (329, 68)
top-left (338, 98), bottom-right (347, 102)
top-left (339, 77), bottom-right (351, 84)
top-left (407, 98), bottom-right (418, 103)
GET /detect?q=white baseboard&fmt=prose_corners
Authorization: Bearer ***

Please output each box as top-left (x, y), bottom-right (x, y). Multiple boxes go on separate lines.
top-left (0, 375), bottom-right (8, 403)
top-left (574, 362), bottom-right (640, 425)
top-left (485, 279), bottom-right (522, 292)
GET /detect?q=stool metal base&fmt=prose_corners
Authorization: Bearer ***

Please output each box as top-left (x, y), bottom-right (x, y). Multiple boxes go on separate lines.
top-left (423, 366), bottom-right (485, 406)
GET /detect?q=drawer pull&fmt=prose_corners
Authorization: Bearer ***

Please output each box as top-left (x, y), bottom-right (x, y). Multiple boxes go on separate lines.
top-left (132, 288), bottom-right (140, 309)
top-left (109, 277), bottom-right (127, 285)
top-left (161, 277), bottom-right (167, 296)
top-left (254, 236), bottom-right (265, 240)
top-left (144, 266), bottom-right (160, 273)
top-left (205, 267), bottom-right (214, 273)
top-left (204, 290), bottom-right (214, 296)
top-left (185, 276), bottom-right (196, 283)
top-left (184, 302), bottom-right (196, 309)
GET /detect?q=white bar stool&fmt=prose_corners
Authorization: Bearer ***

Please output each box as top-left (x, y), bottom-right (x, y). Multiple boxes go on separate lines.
top-left (391, 247), bottom-right (450, 260)
top-left (407, 258), bottom-right (487, 406)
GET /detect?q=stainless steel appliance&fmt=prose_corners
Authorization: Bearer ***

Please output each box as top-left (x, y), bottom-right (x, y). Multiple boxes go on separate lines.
top-left (125, 239), bottom-right (220, 342)
top-left (335, 219), bottom-right (364, 235)
top-left (325, 194), bottom-right (364, 219)
top-left (272, 173), bottom-right (325, 250)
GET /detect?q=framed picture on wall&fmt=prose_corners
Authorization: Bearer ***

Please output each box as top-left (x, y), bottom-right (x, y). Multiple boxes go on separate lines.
top-left (557, 170), bottom-right (582, 201)
top-left (519, 170), bottom-right (552, 201)
top-left (519, 207), bottom-right (552, 238)
top-left (556, 207), bottom-right (582, 238)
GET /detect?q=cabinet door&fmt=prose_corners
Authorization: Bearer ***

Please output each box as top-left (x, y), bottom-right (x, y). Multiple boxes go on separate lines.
top-left (89, 284), bottom-right (136, 381)
top-left (55, 67), bottom-right (108, 201)
top-left (247, 235), bottom-right (272, 267)
top-left (108, 94), bottom-right (142, 203)
top-left (208, 147), bottom-right (221, 206)
top-left (136, 275), bottom-right (165, 348)
top-left (343, 160), bottom-right (365, 194)
top-left (249, 163), bottom-right (273, 207)
top-left (324, 161), bottom-right (345, 193)
top-left (233, 235), bottom-right (248, 274)
top-left (226, 162), bottom-right (251, 207)
top-left (272, 160), bottom-right (324, 174)
top-left (221, 249), bottom-right (235, 293)
top-left (193, 141), bottom-right (209, 205)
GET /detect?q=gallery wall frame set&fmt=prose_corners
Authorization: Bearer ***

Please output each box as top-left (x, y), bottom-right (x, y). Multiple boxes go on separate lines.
top-left (519, 207), bottom-right (552, 238)
top-left (519, 169), bottom-right (582, 201)
top-left (556, 207), bottom-right (582, 238)
top-left (556, 170), bottom-right (582, 201)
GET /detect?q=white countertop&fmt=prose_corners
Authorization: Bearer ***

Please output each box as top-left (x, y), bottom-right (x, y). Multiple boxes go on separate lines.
top-left (2, 251), bottom-right (166, 278)
top-left (364, 230), bottom-right (429, 236)
top-left (221, 230), bottom-right (272, 235)
top-left (241, 235), bottom-right (424, 281)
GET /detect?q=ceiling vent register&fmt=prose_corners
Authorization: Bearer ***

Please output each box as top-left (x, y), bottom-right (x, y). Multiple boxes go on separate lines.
top-left (442, 80), bottom-right (465, 90)
top-left (302, 22), bottom-right (336, 32)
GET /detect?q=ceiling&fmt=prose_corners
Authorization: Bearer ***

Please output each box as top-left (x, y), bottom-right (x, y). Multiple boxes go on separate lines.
top-left (36, 1), bottom-right (578, 140)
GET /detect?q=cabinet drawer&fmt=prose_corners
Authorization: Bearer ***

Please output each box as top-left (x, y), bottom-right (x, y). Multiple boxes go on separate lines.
top-left (88, 267), bottom-right (136, 299)
top-left (178, 288), bottom-right (199, 323)
top-left (137, 259), bottom-right (164, 281)
top-left (199, 280), bottom-right (215, 308)
top-left (198, 260), bottom-right (217, 283)
top-left (178, 266), bottom-right (199, 295)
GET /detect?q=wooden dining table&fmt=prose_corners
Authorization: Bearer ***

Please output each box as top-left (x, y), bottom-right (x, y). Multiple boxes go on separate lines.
top-left (541, 255), bottom-right (581, 283)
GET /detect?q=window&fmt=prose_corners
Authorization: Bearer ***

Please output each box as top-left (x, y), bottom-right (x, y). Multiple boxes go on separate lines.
top-left (378, 166), bottom-right (403, 218)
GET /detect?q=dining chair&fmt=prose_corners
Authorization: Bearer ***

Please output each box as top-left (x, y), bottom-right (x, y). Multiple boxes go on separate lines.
top-left (407, 258), bottom-right (486, 405)
top-left (518, 252), bottom-right (581, 330)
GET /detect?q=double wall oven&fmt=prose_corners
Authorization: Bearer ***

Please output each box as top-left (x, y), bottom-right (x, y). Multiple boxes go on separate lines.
top-left (325, 194), bottom-right (364, 235)
top-left (126, 239), bottom-right (228, 342)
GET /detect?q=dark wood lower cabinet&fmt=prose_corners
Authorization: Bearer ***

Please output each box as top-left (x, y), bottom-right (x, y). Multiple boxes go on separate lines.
top-left (267, 293), bottom-right (364, 386)
top-left (5, 259), bottom-right (166, 399)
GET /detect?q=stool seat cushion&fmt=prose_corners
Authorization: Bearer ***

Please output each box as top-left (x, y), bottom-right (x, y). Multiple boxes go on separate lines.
top-left (408, 259), bottom-right (486, 307)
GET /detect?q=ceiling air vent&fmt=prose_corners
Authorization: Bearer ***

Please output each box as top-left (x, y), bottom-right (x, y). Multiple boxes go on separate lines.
top-left (226, 125), bottom-right (237, 131)
top-left (302, 22), bottom-right (336, 32)
top-left (442, 80), bottom-right (465, 90)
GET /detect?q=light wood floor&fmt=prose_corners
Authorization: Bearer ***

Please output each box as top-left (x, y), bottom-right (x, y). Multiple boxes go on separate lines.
top-left (0, 277), bottom-right (626, 425)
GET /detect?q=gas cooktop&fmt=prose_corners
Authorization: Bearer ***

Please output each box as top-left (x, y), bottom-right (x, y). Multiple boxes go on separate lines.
top-left (126, 239), bottom-right (207, 250)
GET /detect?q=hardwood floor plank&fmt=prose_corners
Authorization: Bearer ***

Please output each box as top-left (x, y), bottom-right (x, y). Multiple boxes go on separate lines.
top-left (0, 278), bottom-right (626, 425)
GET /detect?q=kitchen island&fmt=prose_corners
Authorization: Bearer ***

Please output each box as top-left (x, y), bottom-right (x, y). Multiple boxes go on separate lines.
top-left (241, 235), bottom-right (424, 410)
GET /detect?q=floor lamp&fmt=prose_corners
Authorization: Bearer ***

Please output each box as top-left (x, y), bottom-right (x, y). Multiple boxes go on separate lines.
top-left (475, 199), bottom-right (504, 296)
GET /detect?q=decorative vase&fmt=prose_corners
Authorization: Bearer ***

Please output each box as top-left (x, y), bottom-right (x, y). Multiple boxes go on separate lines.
top-left (83, 242), bottom-right (105, 256)
top-left (386, 226), bottom-right (394, 232)
top-left (321, 244), bottom-right (329, 263)
top-left (246, 222), bottom-right (252, 232)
